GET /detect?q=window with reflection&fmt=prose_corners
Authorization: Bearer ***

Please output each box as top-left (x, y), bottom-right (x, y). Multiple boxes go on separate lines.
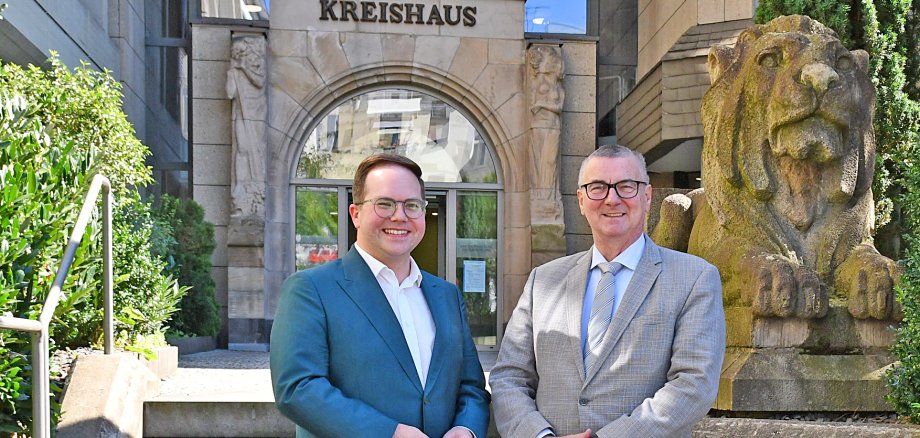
top-left (293, 89), bottom-right (503, 345)
top-left (200, 0), bottom-right (269, 20)
top-left (145, 0), bottom-right (190, 198)
top-left (294, 187), bottom-right (339, 271)
top-left (525, 0), bottom-right (587, 34)
top-left (456, 192), bottom-right (499, 346)
top-left (296, 89), bottom-right (498, 184)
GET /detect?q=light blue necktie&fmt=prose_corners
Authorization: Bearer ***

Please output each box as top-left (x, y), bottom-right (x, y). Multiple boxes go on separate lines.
top-left (586, 261), bottom-right (623, 370)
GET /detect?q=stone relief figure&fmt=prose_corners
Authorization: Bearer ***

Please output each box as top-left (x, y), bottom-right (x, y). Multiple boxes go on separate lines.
top-left (227, 34), bottom-right (267, 225)
top-left (653, 15), bottom-right (900, 321)
top-left (527, 44), bottom-right (565, 203)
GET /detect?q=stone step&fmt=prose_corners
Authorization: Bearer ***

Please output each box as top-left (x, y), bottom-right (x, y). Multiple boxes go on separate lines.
top-left (140, 350), bottom-right (920, 438)
top-left (695, 417), bottom-right (918, 437)
top-left (144, 400), bottom-right (294, 437)
top-left (143, 364), bottom-right (294, 437)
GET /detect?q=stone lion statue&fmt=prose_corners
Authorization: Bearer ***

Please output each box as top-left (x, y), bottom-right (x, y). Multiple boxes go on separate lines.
top-left (653, 15), bottom-right (900, 321)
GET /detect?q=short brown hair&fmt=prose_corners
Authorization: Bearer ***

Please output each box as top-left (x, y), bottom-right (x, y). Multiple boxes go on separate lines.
top-left (352, 153), bottom-right (425, 202)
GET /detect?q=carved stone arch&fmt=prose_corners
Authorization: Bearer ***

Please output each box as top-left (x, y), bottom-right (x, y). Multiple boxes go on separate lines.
top-left (273, 63), bottom-right (521, 194)
top-left (262, 62), bottom-right (532, 333)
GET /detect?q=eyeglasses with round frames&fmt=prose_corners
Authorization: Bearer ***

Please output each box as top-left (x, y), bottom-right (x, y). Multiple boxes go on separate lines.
top-left (355, 197), bottom-right (429, 219)
top-left (580, 180), bottom-right (648, 200)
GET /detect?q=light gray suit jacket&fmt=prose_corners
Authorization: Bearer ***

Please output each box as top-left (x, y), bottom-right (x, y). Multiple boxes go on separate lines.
top-left (490, 235), bottom-right (725, 438)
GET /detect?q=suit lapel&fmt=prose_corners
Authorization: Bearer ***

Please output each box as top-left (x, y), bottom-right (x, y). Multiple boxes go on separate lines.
top-left (421, 274), bottom-right (447, 394)
top-left (585, 235), bottom-right (662, 383)
top-left (565, 252), bottom-right (592, 379)
top-left (337, 248), bottom-right (424, 393)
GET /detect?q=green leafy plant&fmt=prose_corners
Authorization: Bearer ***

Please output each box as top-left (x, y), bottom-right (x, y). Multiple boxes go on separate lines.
top-left (125, 332), bottom-right (169, 361)
top-left (0, 89), bottom-right (92, 432)
top-left (889, 234), bottom-right (920, 422)
top-left (754, 0), bottom-right (853, 45)
top-left (153, 195), bottom-right (220, 337)
top-left (110, 196), bottom-right (186, 343)
top-left (0, 54), bottom-right (183, 432)
top-left (0, 54), bottom-right (152, 193)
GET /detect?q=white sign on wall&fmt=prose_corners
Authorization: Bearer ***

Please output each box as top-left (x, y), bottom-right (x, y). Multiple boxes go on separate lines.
top-left (462, 260), bottom-right (486, 293)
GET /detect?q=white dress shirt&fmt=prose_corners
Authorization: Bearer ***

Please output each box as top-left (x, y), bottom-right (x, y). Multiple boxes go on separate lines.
top-left (580, 236), bottom-right (645, 360)
top-left (355, 244), bottom-right (436, 388)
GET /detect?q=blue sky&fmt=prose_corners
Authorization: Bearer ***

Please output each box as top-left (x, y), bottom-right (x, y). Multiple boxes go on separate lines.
top-left (524, 0), bottom-right (587, 34)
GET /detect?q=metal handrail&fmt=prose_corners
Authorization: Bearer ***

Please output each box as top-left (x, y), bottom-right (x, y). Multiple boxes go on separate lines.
top-left (0, 174), bottom-right (113, 438)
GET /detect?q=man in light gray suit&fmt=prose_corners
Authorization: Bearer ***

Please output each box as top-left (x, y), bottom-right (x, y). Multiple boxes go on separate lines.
top-left (490, 145), bottom-right (725, 438)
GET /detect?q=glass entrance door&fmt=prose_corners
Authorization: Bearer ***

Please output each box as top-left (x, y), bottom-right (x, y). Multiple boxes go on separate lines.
top-left (455, 191), bottom-right (499, 347)
top-left (292, 86), bottom-right (504, 346)
top-left (414, 193), bottom-right (446, 277)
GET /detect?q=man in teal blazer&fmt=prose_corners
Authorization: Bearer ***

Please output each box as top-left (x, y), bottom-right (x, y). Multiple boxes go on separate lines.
top-left (271, 154), bottom-right (490, 438)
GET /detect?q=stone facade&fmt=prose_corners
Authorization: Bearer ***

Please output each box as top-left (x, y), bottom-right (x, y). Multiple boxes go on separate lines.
top-left (619, 17), bottom-right (751, 168)
top-left (637, 0), bottom-right (753, 79)
top-left (557, 41), bottom-right (599, 256)
top-left (191, 24), bottom-right (237, 345)
top-left (0, 1), bottom-right (191, 194)
top-left (191, 0), bottom-right (597, 348)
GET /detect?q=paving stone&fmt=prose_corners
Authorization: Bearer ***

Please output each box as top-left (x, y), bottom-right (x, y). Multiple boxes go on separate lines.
top-left (150, 350), bottom-right (919, 438)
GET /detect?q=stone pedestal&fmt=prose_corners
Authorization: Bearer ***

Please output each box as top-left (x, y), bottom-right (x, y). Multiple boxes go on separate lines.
top-left (531, 223), bottom-right (565, 268)
top-left (718, 303), bottom-right (898, 412)
top-left (726, 304), bottom-right (896, 350)
top-left (228, 219), bottom-right (264, 247)
top-left (227, 244), bottom-right (268, 351)
top-left (717, 349), bottom-right (894, 411)
top-left (530, 191), bottom-right (565, 268)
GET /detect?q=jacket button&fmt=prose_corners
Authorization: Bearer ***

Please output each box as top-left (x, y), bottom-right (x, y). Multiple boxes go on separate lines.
top-left (423, 397), bottom-right (430, 405)
top-left (579, 398), bottom-right (589, 406)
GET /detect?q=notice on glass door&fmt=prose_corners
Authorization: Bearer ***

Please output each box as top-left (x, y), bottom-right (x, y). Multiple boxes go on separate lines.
top-left (462, 260), bottom-right (486, 293)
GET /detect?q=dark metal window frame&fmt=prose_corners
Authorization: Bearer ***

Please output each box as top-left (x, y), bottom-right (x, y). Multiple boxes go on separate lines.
top-left (189, 0), bottom-right (270, 26)
top-left (146, 0), bottom-right (194, 196)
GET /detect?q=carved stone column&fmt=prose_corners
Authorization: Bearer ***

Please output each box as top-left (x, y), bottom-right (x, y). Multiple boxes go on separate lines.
top-left (527, 43), bottom-right (566, 266)
top-left (226, 33), bottom-right (268, 349)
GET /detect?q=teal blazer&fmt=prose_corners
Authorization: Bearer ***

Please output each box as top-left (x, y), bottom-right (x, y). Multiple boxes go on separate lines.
top-left (271, 248), bottom-right (490, 437)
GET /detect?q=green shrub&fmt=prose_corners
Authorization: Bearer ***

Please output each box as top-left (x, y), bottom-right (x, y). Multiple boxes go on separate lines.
top-left (153, 195), bottom-right (220, 337)
top-left (888, 108), bottom-right (920, 418)
top-left (0, 91), bottom-right (90, 433)
top-left (906, 6), bottom-right (920, 102)
top-left (0, 54), bottom-right (184, 432)
top-left (889, 235), bottom-right (920, 422)
top-left (52, 195), bottom-right (186, 349)
top-left (110, 196), bottom-right (186, 346)
top-left (754, 0), bottom-right (853, 45)
top-left (0, 55), bottom-right (151, 193)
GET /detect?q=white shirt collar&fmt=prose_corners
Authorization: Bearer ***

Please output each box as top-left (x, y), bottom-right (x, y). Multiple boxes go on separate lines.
top-left (353, 243), bottom-right (423, 288)
top-left (590, 234), bottom-right (645, 272)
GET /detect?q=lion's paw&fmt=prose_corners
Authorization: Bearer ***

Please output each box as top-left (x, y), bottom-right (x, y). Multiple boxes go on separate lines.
top-left (837, 245), bottom-right (901, 320)
top-left (748, 255), bottom-right (828, 318)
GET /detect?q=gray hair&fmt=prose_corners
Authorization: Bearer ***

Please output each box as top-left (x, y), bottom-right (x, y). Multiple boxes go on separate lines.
top-left (577, 144), bottom-right (649, 184)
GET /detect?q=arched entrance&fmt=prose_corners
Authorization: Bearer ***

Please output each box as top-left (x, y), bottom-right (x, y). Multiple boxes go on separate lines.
top-left (290, 88), bottom-right (504, 348)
